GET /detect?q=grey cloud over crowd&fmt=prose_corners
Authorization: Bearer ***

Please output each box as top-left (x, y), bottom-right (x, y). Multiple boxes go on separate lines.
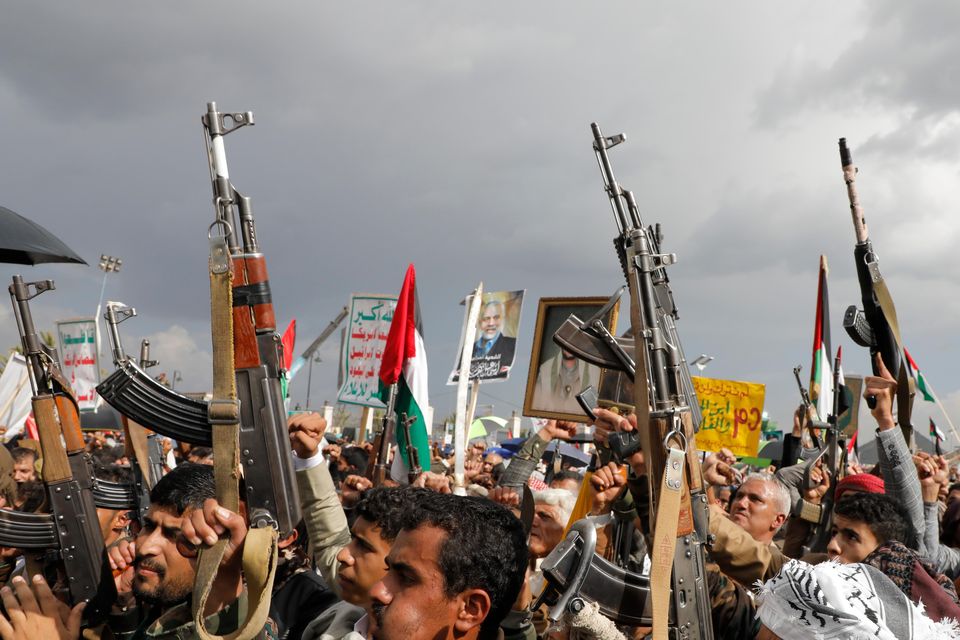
top-left (0, 1), bottom-right (957, 440)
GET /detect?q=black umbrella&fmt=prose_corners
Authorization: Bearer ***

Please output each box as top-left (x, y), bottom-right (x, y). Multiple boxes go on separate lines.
top-left (0, 206), bottom-right (87, 265)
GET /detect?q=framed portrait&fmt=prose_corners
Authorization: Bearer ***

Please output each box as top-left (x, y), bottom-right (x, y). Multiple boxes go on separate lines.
top-left (523, 296), bottom-right (619, 422)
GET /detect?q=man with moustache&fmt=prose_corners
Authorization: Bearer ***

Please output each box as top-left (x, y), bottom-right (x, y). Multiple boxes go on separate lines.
top-left (473, 301), bottom-right (516, 362)
top-left (107, 463), bottom-right (290, 639)
top-left (368, 492), bottom-right (527, 640)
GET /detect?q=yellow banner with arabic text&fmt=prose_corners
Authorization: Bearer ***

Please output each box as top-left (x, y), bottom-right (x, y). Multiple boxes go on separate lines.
top-left (692, 376), bottom-right (765, 457)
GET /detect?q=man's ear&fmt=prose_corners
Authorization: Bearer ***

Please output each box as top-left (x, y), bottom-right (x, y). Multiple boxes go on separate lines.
top-left (278, 528), bottom-right (299, 550)
top-left (772, 512), bottom-right (787, 531)
top-left (454, 588), bottom-right (491, 634)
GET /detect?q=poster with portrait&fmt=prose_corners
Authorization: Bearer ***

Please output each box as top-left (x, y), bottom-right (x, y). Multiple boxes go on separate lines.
top-left (523, 297), bottom-right (619, 421)
top-left (447, 290), bottom-right (525, 384)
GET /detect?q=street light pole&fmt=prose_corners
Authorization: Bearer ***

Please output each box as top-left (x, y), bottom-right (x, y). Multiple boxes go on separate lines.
top-left (305, 354), bottom-right (322, 410)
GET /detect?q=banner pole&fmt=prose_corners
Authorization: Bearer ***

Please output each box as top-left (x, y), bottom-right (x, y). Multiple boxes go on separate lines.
top-left (453, 283), bottom-right (483, 494)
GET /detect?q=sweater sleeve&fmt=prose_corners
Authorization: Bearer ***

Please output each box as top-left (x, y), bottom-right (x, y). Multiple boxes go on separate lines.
top-left (924, 501), bottom-right (960, 579)
top-left (297, 461), bottom-right (352, 589)
top-left (875, 428), bottom-right (925, 551)
top-left (707, 504), bottom-right (785, 585)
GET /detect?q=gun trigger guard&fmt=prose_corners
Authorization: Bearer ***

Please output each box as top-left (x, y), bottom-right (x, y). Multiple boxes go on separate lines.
top-left (207, 398), bottom-right (240, 425)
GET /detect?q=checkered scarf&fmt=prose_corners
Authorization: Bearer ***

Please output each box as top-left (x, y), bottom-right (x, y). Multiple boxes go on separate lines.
top-left (755, 559), bottom-right (960, 639)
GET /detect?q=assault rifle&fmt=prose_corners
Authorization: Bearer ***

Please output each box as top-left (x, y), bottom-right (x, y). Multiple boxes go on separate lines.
top-left (839, 138), bottom-right (914, 442)
top-left (370, 386), bottom-right (398, 486)
top-left (7, 276), bottom-right (116, 622)
top-left (791, 364), bottom-right (823, 450)
top-left (99, 302), bottom-right (166, 521)
top-left (800, 350), bottom-right (844, 554)
top-left (541, 124), bottom-right (713, 639)
top-left (137, 339), bottom-right (167, 487)
top-left (97, 104), bottom-right (301, 537)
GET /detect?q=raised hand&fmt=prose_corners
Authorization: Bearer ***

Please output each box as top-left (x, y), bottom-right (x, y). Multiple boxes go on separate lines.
top-left (863, 354), bottom-right (897, 430)
top-left (803, 464), bottom-right (831, 504)
top-left (287, 412), bottom-right (328, 458)
top-left (107, 537), bottom-right (136, 594)
top-left (539, 420), bottom-right (578, 442)
top-left (0, 575), bottom-right (84, 640)
top-left (341, 475), bottom-right (373, 506)
top-left (590, 462), bottom-right (627, 515)
top-left (488, 486), bottom-right (521, 509)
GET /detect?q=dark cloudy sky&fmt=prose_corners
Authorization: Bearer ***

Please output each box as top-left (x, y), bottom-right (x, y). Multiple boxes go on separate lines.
top-left (1, 1), bottom-right (958, 445)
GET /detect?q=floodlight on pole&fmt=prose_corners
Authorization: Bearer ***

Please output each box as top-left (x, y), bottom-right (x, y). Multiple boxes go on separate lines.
top-left (96, 254), bottom-right (123, 359)
top-left (689, 354), bottom-right (714, 374)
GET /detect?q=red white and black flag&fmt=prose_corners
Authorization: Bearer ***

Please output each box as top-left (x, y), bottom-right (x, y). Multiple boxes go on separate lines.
top-left (809, 255), bottom-right (833, 422)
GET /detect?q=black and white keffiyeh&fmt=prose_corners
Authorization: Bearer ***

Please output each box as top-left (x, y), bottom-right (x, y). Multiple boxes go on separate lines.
top-left (755, 559), bottom-right (960, 639)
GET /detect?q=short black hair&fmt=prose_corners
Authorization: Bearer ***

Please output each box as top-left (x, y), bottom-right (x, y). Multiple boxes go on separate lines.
top-left (16, 480), bottom-right (45, 513)
top-left (833, 492), bottom-right (913, 548)
top-left (551, 470), bottom-right (581, 485)
top-left (187, 446), bottom-right (213, 461)
top-left (149, 463), bottom-right (216, 515)
top-left (341, 446), bottom-right (369, 476)
top-left (400, 492), bottom-right (527, 640)
top-left (353, 486), bottom-right (427, 542)
top-left (10, 448), bottom-right (36, 464)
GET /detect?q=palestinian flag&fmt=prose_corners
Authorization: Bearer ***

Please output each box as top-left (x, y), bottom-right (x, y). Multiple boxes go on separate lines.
top-left (378, 264), bottom-right (430, 480)
top-left (905, 348), bottom-right (936, 403)
top-left (809, 255), bottom-right (833, 422)
top-left (930, 418), bottom-right (946, 456)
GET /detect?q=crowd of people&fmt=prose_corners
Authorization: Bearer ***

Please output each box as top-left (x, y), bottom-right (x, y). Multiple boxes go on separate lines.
top-left (0, 355), bottom-right (957, 639)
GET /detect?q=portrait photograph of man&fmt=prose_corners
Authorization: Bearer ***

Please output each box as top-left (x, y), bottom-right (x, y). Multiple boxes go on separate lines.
top-left (448, 290), bottom-right (525, 384)
top-left (523, 296), bottom-right (618, 421)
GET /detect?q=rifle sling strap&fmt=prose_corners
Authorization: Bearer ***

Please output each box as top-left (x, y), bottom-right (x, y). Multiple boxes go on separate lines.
top-left (872, 273), bottom-right (915, 443)
top-left (651, 445), bottom-right (684, 640)
top-left (193, 254), bottom-right (278, 640)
